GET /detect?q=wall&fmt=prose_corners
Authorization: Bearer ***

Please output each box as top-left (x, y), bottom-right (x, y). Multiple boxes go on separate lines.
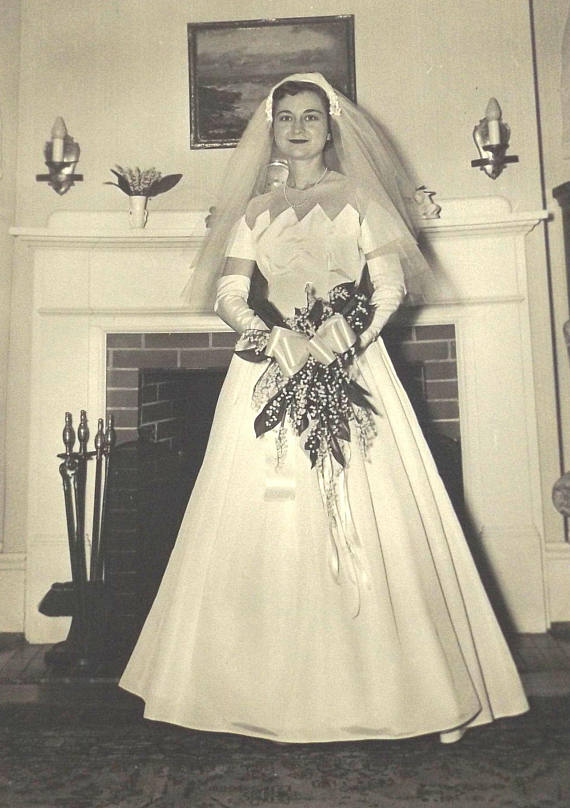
top-left (0, 0), bottom-right (21, 542)
top-left (15, 0), bottom-right (543, 226)
top-left (0, 0), bottom-right (23, 628)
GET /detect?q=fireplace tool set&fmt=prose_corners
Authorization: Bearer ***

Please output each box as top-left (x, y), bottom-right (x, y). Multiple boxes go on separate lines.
top-left (39, 411), bottom-right (115, 671)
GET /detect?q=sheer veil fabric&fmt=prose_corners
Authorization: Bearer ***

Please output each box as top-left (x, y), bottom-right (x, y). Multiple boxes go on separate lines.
top-left (184, 73), bottom-right (430, 310)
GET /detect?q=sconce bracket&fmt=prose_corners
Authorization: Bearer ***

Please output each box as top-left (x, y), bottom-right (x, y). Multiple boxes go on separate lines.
top-left (471, 151), bottom-right (519, 181)
top-left (36, 165), bottom-right (84, 196)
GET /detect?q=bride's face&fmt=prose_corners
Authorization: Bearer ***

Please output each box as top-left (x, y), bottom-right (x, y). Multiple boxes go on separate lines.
top-left (273, 90), bottom-right (329, 162)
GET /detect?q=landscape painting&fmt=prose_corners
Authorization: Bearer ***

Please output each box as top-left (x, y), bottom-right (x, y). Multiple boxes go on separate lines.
top-left (187, 15), bottom-right (356, 148)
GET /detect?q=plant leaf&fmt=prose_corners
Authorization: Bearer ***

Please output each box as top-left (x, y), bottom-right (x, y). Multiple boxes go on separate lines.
top-left (108, 170), bottom-right (132, 195)
top-left (234, 348), bottom-right (267, 364)
top-left (308, 299), bottom-right (324, 327)
top-left (347, 380), bottom-right (378, 414)
top-left (254, 394), bottom-right (288, 437)
top-left (329, 432), bottom-right (346, 467)
top-left (334, 417), bottom-right (351, 442)
top-left (148, 173), bottom-right (183, 196)
top-left (308, 445), bottom-right (319, 468)
top-left (330, 281), bottom-right (356, 311)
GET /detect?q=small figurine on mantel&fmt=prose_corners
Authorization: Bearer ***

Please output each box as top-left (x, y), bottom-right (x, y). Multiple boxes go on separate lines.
top-left (205, 206), bottom-right (217, 229)
top-left (413, 185), bottom-right (441, 219)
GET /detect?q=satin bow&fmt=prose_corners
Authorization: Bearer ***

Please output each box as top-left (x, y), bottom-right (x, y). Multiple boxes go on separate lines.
top-left (265, 314), bottom-right (357, 378)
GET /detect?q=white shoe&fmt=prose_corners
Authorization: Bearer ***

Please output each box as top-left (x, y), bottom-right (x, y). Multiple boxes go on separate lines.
top-left (439, 727), bottom-right (467, 744)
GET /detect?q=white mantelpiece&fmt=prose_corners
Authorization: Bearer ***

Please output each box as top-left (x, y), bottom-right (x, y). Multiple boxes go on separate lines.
top-left (5, 198), bottom-right (560, 641)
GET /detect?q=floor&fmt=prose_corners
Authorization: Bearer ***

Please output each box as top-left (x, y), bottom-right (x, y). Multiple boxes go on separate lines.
top-left (1, 630), bottom-right (570, 704)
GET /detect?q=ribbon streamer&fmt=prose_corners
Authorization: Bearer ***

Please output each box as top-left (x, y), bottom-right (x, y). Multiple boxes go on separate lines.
top-left (316, 446), bottom-right (369, 618)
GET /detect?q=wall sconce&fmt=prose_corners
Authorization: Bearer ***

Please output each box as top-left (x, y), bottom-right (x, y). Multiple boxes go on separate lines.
top-left (36, 117), bottom-right (83, 195)
top-left (471, 98), bottom-right (519, 180)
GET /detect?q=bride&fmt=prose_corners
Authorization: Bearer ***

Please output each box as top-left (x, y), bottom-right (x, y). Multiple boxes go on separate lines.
top-left (119, 73), bottom-right (528, 744)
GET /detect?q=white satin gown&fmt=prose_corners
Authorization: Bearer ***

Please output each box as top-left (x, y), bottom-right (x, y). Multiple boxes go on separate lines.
top-left (119, 175), bottom-right (528, 742)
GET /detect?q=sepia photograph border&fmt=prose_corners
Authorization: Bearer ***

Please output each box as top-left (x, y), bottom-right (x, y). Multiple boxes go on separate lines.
top-left (187, 15), bottom-right (356, 149)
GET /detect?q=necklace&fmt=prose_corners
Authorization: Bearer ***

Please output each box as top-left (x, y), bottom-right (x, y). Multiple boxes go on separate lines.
top-left (283, 167), bottom-right (328, 209)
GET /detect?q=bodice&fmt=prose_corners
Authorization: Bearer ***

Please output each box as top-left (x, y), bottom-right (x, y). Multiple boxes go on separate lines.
top-left (256, 205), bottom-right (365, 314)
top-left (225, 174), bottom-right (398, 316)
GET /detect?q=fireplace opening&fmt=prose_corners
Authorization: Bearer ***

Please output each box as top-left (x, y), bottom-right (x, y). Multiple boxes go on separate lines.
top-left (103, 326), bottom-right (462, 656)
top-left (103, 367), bottom-right (227, 659)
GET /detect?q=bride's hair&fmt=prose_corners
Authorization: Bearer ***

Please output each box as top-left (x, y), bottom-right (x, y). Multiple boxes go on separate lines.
top-left (271, 81), bottom-right (331, 120)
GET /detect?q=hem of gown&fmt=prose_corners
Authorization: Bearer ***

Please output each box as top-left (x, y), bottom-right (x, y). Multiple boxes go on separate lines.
top-left (120, 683), bottom-right (529, 745)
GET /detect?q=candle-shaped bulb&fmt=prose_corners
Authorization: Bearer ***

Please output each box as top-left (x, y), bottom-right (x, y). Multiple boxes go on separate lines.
top-left (51, 117), bottom-right (68, 163)
top-left (51, 117), bottom-right (68, 139)
top-left (485, 98), bottom-right (502, 146)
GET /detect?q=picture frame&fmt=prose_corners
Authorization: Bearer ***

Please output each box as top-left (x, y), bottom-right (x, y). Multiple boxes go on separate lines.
top-left (187, 15), bottom-right (356, 149)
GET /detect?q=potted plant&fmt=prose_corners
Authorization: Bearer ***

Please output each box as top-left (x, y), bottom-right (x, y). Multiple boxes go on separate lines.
top-left (105, 165), bottom-right (182, 228)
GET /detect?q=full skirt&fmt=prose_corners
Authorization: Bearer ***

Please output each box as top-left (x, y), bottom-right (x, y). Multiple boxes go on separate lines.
top-left (119, 338), bottom-right (528, 742)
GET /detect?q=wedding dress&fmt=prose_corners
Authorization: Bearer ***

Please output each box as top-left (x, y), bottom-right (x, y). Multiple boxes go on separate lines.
top-left (119, 173), bottom-right (528, 742)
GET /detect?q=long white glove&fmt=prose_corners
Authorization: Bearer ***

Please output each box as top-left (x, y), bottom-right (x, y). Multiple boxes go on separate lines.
top-left (214, 274), bottom-right (268, 334)
top-left (359, 254), bottom-right (406, 349)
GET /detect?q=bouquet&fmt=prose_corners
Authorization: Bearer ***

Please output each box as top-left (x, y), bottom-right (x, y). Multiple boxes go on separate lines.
top-left (237, 272), bottom-right (377, 469)
top-left (105, 165), bottom-right (182, 197)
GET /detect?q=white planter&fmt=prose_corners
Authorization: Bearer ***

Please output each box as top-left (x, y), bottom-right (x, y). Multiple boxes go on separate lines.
top-left (128, 195), bottom-right (148, 228)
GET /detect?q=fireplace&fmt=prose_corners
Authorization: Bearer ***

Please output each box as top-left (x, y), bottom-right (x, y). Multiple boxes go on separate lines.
top-left (105, 326), bottom-right (463, 508)
top-left (100, 325), bottom-right (465, 651)
top-left (7, 201), bottom-right (555, 641)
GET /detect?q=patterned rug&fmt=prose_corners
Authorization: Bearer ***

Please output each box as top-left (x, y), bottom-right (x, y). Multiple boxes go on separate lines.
top-left (0, 693), bottom-right (568, 808)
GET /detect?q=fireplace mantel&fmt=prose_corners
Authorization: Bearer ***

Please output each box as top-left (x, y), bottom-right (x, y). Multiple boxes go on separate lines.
top-left (5, 196), bottom-right (561, 641)
top-left (10, 210), bottom-right (207, 245)
top-left (10, 198), bottom-right (547, 315)
top-left (10, 199), bottom-right (546, 250)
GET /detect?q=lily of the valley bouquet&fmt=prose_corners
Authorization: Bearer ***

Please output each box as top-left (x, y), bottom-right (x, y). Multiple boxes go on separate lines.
top-left (105, 165), bottom-right (182, 196)
top-left (236, 274), bottom-right (377, 470)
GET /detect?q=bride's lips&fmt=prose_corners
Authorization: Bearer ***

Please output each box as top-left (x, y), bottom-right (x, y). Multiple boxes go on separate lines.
top-left (289, 138), bottom-right (309, 143)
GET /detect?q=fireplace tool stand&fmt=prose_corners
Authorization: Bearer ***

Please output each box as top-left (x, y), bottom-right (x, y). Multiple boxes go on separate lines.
top-left (40, 411), bottom-right (115, 672)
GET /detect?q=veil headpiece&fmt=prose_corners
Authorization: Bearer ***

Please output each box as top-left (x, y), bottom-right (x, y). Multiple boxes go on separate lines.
top-left (184, 72), bottom-right (429, 309)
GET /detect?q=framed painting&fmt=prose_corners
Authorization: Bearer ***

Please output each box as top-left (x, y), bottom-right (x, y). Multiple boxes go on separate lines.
top-left (187, 15), bottom-right (356, 149)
